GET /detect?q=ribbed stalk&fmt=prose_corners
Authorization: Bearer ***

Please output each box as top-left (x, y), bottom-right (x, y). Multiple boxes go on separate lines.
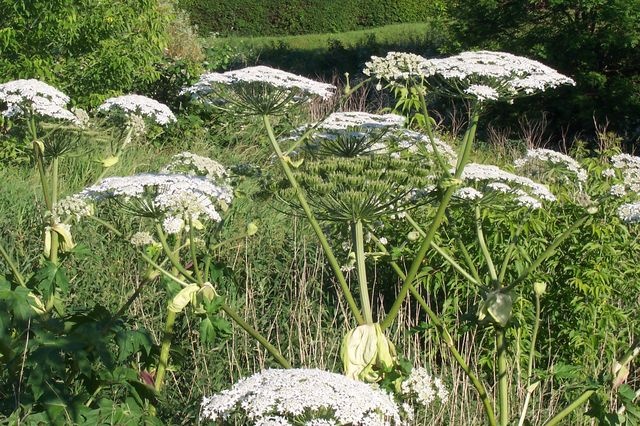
top-left (353, 220), bottom-right (373, 323)
top-left (262, 114), bottom-right (364, 324)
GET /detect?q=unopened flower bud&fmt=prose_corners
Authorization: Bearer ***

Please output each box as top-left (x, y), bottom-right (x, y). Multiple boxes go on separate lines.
top-left (246, 222), bottom-right (258, 236)
top-left (407, 231), bottom-right (420, 241)
top-left (533, 281), bottom-right (547, 296)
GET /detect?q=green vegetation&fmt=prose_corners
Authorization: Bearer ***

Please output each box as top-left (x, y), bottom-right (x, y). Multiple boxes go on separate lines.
top-left (179, 0), bottom-right (445, 36)
top-left (1, 3), bottom-right (639, 425)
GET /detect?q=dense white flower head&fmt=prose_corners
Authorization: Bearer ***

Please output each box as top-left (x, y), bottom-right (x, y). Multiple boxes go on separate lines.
top-left (451, 163), bottom-right (555, 209)
top-left (162, 152), bottom-right (229, 183)
top-left (97, 94), bottom-right (176, 125)
top-left (200, 368), bottom-right (404, 425)
top-left (363, 52), bottom-right (435, 86)
top-left (182, 65), bottom-right (336, 101)
top-left (390, 129), bottom-right (457, 165)
top-left (79, 173), bottom-right (233, 232)
top-left (608, 154), bottom-right (640, 194)
top-left (400, 367), bottom-right (448, 408)
top-left (130, 231), bottom-right (156, 246)
top-left (611, 153), bottom-right (640, 170)
top-left (317, 111), bottom-right (406, 131)
top-left (52, 194), bottom-right (94, 223)
top-left (428, 50), bottom-right (575, 99)
top-left (0, 79), bottom-right (79, 123)
top-left (514, 148), bottom-right (588, 183)
top-left (464, 84), bottom-right (500, 102)
top-left (617, 202), bottom-right (640, 223)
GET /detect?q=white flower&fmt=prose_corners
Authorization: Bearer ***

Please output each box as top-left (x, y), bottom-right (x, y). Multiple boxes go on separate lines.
top-left (464, 84), bottom-right (499, 102)
top-left (256, 416), bottom-right (292, 426)
top-left (80, 173), bottom-right (233, 224)
top-left (515, 148), bottom-right (588, 183)
top-left (601, 168), bottom-right (616, 178)
top-left (455, 186), bottom-right (483, 200)
top-left (0, 79), bottom-right (79, 123)
top-left (130, 231), bottom-right (156, 246)
top-left (182, 65), bottom-right (336, 101)
top-left (317, 111), bottom-right (406, 132)
top-left (363, 52), bottom-right (435, 86)
top-left (97, 94), bottom-right (176, 125)
top-left (428, 50), bottom-right (575, 99)
top-left (400, 367), bottom-right (448, 408)
top-left (460, 163), bottom-right (556, 202)
top-left (610, 184), bottom-right (627, 197)
top-left (617, 202), bottom-right (640, 223)
top-left (611, 153), bottom-right (640, 170)
top-left (200, 368), bottom-right (404, 425)
top-left (162, 151), bottom-right (229, 182)
top-left (53, 194), bottom-right (94, 222)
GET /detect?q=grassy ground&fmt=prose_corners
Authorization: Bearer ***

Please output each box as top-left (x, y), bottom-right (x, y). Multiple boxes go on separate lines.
top-left (200, 22), bottom-right (450, 78)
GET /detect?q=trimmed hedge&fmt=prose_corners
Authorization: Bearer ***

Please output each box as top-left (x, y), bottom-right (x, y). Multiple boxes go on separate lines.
top-left (179, 0), bottom-right (444, 36)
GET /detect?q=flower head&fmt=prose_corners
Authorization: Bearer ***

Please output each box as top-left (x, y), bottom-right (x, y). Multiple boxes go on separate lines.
top-left (0, 79), bottom-right (79, 123)
top-left (514, 148), bottom-right (588, 183)
top-left (428, 50), bottom-right (575, 100)
top-left (200, 368), bottom-right (404, 425)
top-left (363, 52), bottom-right (435, 87)
top-left (618, 202), bottom-right (640, 223)
top-left (161, 151), bottom-right (229, 183)
top-left (182, 66), bottom-right (336, 115)
top-left (97, 94), bottom-right (176, 125)
top-left (400, 366), bottom-right (449, 408)
top-left (79, 173), bottom-right (233, 230)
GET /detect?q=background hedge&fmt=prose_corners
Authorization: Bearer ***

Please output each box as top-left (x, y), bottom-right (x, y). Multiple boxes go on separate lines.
top-left (178, 0), bottom-right (445, 36)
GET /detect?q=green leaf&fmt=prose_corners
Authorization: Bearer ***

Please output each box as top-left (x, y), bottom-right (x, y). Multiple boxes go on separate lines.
top-left (116, 329), bottom-right (153, 361)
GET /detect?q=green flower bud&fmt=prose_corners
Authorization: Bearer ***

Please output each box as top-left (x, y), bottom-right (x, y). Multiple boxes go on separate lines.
top-left (407, 231), bottom-right (420, 241)
top-left (246, 222), bottom-right (258, 236)
top-left (533, 281), bottom-right (547, 296)
top-left (340, 323), bottom-right (397, 383)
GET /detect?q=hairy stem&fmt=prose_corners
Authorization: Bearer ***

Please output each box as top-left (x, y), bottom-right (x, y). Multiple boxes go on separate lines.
top-left (353, 220), bottom-right (373, 323)
top-left (496, 328), bottom-right (510, 426)
top-left (154, 309), bottom-right (177, 393)
top-left (262, 114), bottom-right (364, 324)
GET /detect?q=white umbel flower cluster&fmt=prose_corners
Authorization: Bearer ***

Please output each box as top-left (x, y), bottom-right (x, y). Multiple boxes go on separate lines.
top-left (80, 173), bottom-right (233, 233)
top-left (609, 153), bottom-right (640, 194)
top-left (0, 79), bottom-right (79, 123)
top-left (464, 84), bottom-right (500, 102)
top-left (52, 194), bottom-right (94, 222)
top-left (318, 111), bottom-right (406, 131)
top-left (456, 163), bottom-right (556, 208)
top-left (428, 50), bottom-right (575, 99)
top-left (129, 231), bottom-right (156, 246)
top-left (400, 367), bottom-right (449, 408)
top-left (162, 151), bottom-right (229, 182)
top-left (390, 129), bottom-right (457, 165)
top-left (182, 66), bottom-right (336, 100)
top-left (617, 202), bottom-right (640, 224)
top-left (514, 148), bottom-right (588, 183)
top-left (200, 368), bottom-right (405, 425)
top-left (363, 52), bottom-right (435, 87)
top-left (97, 94), bottom-right (176, 125)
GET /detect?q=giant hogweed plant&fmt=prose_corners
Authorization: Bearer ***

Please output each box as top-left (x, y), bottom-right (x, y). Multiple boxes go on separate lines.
top-left (179, 51), bottom-right (622, 424)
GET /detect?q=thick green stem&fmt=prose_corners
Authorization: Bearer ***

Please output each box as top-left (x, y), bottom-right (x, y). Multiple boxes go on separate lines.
top-left (403, 214), bottom-right (480, 286)
top-left (374, 239), bottom-right (497, 425)
top-left (507, 216), bottom-right (588, 291)
top-left (48, 157), bottom-right (60, 265)
top-left (0, 239), bottom-right (26, 287)
top-left (496, 328), bottom-right (510, 426)
top-left (381, 108), bottom-right (480, 330)
top-left (545, 389), bottom-right (595, 426)
top-left (221, 303), bottom-right (292, 369)
top-left (475, 206), bottom-right (498, 284)
top-left (262, 114), bottom-right (364, 324)
top-left (154, 309), bottom-right (177, 392)
top-left (353, 220), bottom-right (373, 323)
top-left (155, 223), bottom-right (197, 284)
top-left (517, 291), bottom-right (542, 425)
top-left (188, 218), bottom-right (203, 283)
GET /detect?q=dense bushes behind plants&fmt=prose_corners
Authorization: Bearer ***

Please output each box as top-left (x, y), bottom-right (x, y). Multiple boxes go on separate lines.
top-left (446, 0), bottom-right (640, 141)
top-left (178, 0), bottom-right (446, 36)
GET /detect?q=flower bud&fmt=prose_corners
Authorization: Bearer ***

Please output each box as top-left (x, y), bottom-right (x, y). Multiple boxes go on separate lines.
top-left (407, 231), bottom-right (420, 241)
top-left (533, 281), bottom-right (547, 296)
top-left (246, 222), bottom-right (258, 236)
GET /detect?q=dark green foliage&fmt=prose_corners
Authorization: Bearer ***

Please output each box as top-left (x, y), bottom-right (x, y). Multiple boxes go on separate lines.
top-left (0, 0), bottom-right (170, 107)
top-left (447, 0), bottom-right (640, 139)
top-left (179, 0), bottom-right (445, 36)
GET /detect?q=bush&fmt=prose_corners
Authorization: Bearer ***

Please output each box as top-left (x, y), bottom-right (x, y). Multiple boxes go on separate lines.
top-left (447, 0), bottom-right (640, 140)
top-left (178, 0), bottom-right (446, 36)
top-left (0, 0), bottom-right (170, 107)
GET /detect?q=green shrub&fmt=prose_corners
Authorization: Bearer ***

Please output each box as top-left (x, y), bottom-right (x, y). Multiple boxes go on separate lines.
top-left (447, 0), bottom-right (640, 139)
top-left (0, 0), bottom-right (170, 107)
top-left (179, 0), bottom-right (446, 36)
